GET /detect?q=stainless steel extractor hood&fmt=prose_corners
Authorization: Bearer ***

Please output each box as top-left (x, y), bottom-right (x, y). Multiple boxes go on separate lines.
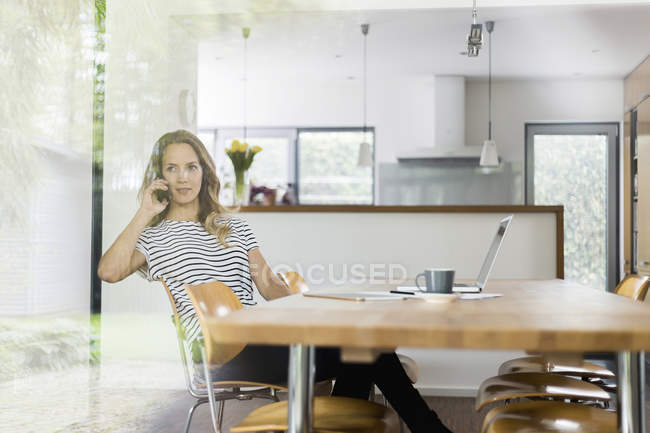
top-left (397, 76), bottom-right (483, 165)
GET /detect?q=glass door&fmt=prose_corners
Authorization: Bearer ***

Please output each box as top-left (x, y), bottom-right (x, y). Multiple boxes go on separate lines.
top-left (525, 123), bottom-right (619, 291)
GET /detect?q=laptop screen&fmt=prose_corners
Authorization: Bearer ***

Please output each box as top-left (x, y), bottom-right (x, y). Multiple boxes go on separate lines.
top-left (475, 215), bottom-right (513, 288)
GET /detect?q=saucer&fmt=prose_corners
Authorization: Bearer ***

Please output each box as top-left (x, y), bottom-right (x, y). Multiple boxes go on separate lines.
top-left (415, 293), bottom-right (460, 303)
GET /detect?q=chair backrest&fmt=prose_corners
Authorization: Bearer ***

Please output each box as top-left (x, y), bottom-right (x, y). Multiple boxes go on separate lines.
top-left (184, 281), bottom-right (247, 366)
top-left (277, 271), bottom-right (309, 294)
top-left (614, 274), bottom-right (650, 301)
top-left (475, 372), bottom-right (611, 411)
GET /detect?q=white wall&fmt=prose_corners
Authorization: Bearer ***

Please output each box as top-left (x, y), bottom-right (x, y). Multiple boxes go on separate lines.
top-left (199, 71), bottom-right (623, 170)
top-left (198, 73), bottom-right (436, 166)
top-left (242, 211), bottom-right (557, 286)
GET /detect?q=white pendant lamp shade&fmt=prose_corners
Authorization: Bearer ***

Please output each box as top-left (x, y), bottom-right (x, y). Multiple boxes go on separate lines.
top-left (357, 141), bottom-right (372, 167)
top-left (480, 139), bottom-right (499, 167)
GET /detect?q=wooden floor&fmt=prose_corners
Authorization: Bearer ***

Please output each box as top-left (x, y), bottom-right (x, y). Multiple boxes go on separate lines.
top-left (144, 388), bottom-right (650, 433)
top-left (4, 358), bottom-right (647, 432)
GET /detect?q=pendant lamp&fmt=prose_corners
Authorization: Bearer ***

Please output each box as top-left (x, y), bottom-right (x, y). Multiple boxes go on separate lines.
top-left (479, 21), bottom-right (499, 167)
top-left (357, 23), bottom-right (372, 167)
top-left (466, 0), bottom-right (483, 57)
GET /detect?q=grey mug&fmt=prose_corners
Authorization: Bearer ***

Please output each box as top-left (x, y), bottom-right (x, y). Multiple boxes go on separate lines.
top-left (415, 269), bottom-right (455, 294)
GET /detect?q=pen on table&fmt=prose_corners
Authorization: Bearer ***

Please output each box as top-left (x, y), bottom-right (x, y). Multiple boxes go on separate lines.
top-left (390, 290), bottom-right (416, 295)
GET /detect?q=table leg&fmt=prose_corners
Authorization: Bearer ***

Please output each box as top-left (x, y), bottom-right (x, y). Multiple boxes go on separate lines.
top-left (617, 351), bottom-right (646, 433)
top-left (288, 344), bottom-right (315, 433)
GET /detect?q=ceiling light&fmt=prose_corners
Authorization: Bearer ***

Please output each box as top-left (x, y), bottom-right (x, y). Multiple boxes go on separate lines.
top-left (358, 23), bottom-right (372, 168)
top-left (480, 20), bottom-right (499, 167)
top-left (466, 0), bottom-right (483, 57)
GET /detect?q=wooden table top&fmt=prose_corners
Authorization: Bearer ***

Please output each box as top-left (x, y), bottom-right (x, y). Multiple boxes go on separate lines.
top-left (206, 279), bottom-right (650, 352)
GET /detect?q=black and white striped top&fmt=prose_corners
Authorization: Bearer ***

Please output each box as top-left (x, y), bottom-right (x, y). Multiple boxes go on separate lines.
top-left (135, 217), bottom-right (259, 344)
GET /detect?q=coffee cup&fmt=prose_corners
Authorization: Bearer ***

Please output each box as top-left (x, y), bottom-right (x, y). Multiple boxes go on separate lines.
top-left (415, 269), bottom-right (455, 294)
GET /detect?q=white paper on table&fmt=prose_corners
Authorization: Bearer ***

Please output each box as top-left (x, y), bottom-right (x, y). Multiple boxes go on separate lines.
top-left (394, 286), bottom-right (503, 300)
top-left (458, 293), bottom-right (503, 300)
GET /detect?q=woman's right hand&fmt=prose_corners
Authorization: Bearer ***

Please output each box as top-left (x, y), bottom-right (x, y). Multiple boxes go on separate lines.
top-left (99, 179), bottom-right (166, 283)
top-left (140, 178), bottom-right (169, 217)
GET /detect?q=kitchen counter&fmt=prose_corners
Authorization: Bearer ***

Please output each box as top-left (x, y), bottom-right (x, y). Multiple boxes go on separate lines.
top-left (240, 204), bottom-right (561, 213)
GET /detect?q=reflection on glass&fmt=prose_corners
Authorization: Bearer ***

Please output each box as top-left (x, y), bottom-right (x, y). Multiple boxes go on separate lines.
top-left (1, 0), bottom-right (96, 431)
top-left (298, 131), bottom-right (374, 205)
top-left (533, 135), bottom-right (608, 290)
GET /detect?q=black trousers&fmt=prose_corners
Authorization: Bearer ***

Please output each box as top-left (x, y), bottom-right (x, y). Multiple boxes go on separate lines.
top-left (209, 345), bottom-right (450, 433)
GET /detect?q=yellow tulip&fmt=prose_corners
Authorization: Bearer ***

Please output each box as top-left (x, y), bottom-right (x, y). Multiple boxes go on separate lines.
top-left (241, 142), bottom-right (249, 151)
top-left (251, 145), bottom-right (262, 154)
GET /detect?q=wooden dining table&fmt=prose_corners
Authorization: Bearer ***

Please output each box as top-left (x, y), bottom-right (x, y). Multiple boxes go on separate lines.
top-left (205, 279), bottom-right (650, 433)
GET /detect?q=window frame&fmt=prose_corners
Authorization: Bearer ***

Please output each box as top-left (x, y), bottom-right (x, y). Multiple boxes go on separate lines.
top-left (199, 126), bottom-right (376, 205)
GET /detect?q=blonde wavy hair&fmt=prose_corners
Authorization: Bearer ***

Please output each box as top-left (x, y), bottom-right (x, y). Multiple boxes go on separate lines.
top-left (138, 129), bottom-right (233, 247)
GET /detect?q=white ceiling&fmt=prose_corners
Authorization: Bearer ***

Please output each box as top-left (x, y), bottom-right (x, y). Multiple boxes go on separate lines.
top-left (184, 3), bottom-right (650, 81)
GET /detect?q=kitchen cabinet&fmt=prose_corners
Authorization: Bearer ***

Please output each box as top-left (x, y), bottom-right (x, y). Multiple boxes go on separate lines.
top-left (637, 100), bottom-right (650, 274)
top-left (623, 56), bottom-right (650, 276)
top-left (624, 112), bottom-right (632, 274)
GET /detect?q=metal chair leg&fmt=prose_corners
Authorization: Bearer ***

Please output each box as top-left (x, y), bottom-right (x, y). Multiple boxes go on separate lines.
top-left (270, 387), bottom-right (279, 402)
top-left (183, 399), bottom-right (208, 433)
top-left (217, 400), bottom-right (225, 433)
top-left (200, 347), bottom-right (220, 433)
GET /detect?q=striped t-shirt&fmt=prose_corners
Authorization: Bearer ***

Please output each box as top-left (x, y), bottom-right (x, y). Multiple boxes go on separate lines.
top-left (135, 217), bottom-right (259, 344)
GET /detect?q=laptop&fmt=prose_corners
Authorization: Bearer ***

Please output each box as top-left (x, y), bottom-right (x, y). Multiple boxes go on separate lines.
top-left (451, 215), bottom-right (513, 293)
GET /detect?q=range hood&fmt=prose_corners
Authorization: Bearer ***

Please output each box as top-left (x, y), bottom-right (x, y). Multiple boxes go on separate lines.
top-left (397, 76), bottom-right (483, 164)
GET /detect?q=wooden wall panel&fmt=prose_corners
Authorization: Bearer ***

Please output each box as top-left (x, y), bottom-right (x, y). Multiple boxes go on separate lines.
top-left (624, 112), bottom-right (632, 273)
top-left (625, 55), bottom-right (650, 111)
top-left (637, 100), bottom-right (650, 275)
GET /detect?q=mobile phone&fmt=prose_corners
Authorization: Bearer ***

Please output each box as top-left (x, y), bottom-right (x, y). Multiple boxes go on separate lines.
top-left (154, 178), bottom-right (169, 202)
top-left (155, 188), bottom-right (169, 202)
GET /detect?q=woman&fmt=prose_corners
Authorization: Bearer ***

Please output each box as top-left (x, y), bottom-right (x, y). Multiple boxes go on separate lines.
top-left (98, 130), bottom-right (452, 433)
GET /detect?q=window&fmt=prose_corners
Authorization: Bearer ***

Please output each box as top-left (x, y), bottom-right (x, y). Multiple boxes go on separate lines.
top-left (297, 129), bottom-right (374, 205)
top-left (525, 123), bottom-right (619, 291)
top-left (199, 127), bottom-right (374, 205)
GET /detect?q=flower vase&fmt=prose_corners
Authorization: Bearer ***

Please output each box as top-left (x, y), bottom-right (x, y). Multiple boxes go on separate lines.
top-left (234, 169), bottom-right (250, 206)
